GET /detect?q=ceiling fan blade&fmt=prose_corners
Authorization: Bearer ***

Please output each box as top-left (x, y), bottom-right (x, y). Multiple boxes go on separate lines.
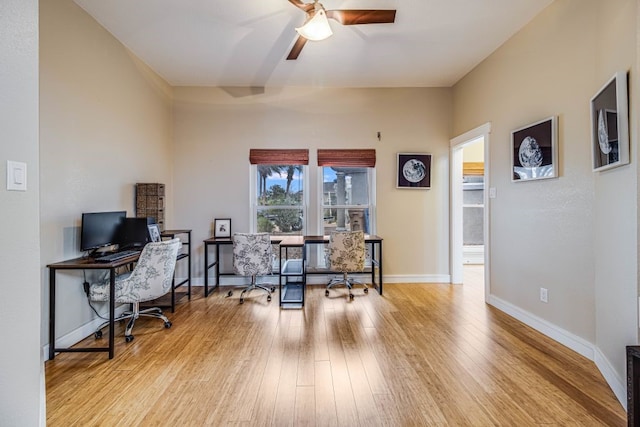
top-left (286, 35), bottom-right (308, 60)
top-left (326, 9), bottom-right (396, 25)
top-left (288, 0), bottom-right (315, 13)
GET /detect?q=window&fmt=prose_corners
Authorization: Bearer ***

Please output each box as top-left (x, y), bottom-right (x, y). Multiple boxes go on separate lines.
top-left (318, 149), bottom-right (376, 235)
top-left (250, 149), bottom-right (308, 236)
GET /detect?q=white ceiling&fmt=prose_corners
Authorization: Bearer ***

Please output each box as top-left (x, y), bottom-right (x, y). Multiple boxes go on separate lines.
top-left (73, 0), bottom-right (553, 88)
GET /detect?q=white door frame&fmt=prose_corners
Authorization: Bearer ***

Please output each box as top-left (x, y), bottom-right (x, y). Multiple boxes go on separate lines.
top-left (450, 123), bottom-right (491, 300)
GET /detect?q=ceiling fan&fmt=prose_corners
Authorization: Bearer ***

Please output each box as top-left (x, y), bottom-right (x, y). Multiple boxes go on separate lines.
top-left (287, 0), bottom-right (396, 60)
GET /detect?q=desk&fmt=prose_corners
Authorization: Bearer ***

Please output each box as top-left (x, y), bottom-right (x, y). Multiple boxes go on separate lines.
top-left (47, 252), bottom-right (139, 360)
top-left (303, 235), bottom-right (384, 295)
top-left (202, 235), bottom-right (384, 299)
top-left (202, 236), bottom-right (284, 297)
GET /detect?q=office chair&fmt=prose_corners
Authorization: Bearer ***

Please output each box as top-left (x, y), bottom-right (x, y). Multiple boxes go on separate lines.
top-left (89, 238), bottom-right (181, 342)
top-left (228, 232), bottom-right (275, 304)
top-left (326, 230), bottom-right (368, 300)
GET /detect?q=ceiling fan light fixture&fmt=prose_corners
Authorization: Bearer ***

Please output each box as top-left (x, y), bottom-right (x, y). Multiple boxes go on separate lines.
top-left (295, 9), bottom-right (333, 41)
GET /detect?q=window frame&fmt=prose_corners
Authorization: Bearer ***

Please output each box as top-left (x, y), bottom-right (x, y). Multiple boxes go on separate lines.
top-left (317, 166), bottom-right (376, 236)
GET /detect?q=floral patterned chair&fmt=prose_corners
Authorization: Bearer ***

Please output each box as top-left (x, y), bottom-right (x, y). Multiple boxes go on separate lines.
top-left (326, 230), bottom-right (368, 300)
top-left (90, 238), bottom-right (181, 342)
top-left (228, 232), bottom-right (275, 304)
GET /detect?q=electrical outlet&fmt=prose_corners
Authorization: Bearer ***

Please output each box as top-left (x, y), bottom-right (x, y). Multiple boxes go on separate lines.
top-left (540, 287), bottom-right (548, 303)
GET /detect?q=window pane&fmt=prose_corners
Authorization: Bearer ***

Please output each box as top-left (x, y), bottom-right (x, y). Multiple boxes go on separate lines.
top-left (257, 165), bottom-right (303, 206)
top-left (258, 208), bottom-right (304, 235)
top-left (323, 207), bottom-right (369, 234)
top-left (322, 167), bottom-right (369, 206)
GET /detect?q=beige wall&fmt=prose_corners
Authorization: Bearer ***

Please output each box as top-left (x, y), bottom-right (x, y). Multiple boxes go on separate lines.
top-left (453, 0), bottom-right (637, 399)
top-left (172, 87), bottom-right (453, 281)
top-left (39, 0), bottom-right (174, 341)
top-left (0, 0), bottom-right (42, 423)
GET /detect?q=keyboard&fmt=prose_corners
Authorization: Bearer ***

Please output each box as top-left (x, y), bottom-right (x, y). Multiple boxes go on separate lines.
top-left (95, 250), bottom-right (140, 263)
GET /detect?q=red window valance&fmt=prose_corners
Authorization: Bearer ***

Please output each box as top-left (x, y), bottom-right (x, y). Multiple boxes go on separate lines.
top-left (249, 149), bottom-right (309, 165)
top-left (317, 149), bottom-right (376, 167)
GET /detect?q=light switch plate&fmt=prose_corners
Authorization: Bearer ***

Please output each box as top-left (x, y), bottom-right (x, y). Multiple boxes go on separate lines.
top-left (7, 160), bottom-right (27, 191)
top-left (489, 187), bottom-right (496, 199)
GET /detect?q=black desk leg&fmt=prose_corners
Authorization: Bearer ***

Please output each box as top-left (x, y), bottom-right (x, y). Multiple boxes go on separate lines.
top-left (215, 243), bottom-right (220, 289)
top-left (108, 268), bottom-right (115, 359)
top-left (49, 269), bottom-right (56, 360)
top-left (378, 241), bottom-right (383, 295)
top-left (204, 243), bottom-right (210, 297)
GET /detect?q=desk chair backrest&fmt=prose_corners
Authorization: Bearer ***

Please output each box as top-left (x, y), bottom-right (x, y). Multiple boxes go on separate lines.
top-left (117, 238), bottom-right (181, 303)
top-left (232, 233), bottom-right (273, 277)
top-left (328, 230), bottom-right (365, 273)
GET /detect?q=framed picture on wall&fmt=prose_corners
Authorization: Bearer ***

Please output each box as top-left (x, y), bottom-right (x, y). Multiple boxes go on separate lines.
top-left (591, 71), bottom-right (629, 172)
top-left (511, 116), bottom-right (558, 182)
top-left (214, 218), bottom-right (231, 238)
top-left (397, 153), bottom-right (431, 189)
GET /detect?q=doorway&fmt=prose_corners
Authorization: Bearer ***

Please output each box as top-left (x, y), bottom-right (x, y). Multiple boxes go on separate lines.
top-left (450, 123), bottom-right (491, 300)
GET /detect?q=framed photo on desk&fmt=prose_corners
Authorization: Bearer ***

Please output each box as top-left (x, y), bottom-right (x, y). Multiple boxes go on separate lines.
top-left (148, 224), bottom-right (161, 242)
top-left (214, 218), bottom-right (231, 238)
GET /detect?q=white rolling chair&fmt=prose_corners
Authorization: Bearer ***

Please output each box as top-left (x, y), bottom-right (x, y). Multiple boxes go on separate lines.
top-left (326, 230), bottom-right (368, 300)
top-left (89, 238), bottom-right (181, 342)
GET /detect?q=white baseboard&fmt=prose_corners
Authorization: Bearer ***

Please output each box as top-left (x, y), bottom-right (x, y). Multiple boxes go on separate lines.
top-left (594, 347), bottom-right (627, 411)
top-left (43, 305), bottom-right (127, 362)
top-left (383, 274), bottom-right (451, 284)
top-left (488, 295), bottom-right (626, 409)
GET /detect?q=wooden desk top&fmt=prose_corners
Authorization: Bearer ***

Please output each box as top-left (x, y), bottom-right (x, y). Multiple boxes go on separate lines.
top-left (203, 236), bottom-right (284, 245)
top-left (47, 253), bottom-right (140, 269)
top-left (203, 235), bottom-right (382, 246)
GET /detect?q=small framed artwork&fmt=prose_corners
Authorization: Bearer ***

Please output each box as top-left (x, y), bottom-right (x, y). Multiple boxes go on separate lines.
top-left (214, 218), bottom-right (231, 238)
top-left (511, 116), bottom-right (558, 182)
top-left (397, 153), bottom-right (431, 189)
top-left (147, 224), bottom-right (161, 242)
top-left (591, 71), bottom-right (629, 172)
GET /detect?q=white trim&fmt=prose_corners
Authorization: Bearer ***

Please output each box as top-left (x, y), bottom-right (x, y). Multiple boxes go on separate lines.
top-left (594, 347), bottom-right (627, 410)
top-left (450, 122), bottom-right (491, 300)
top-left (488, 295), bottom-right (594, 359)
top-left (488, 294), bottom-right (626, 409)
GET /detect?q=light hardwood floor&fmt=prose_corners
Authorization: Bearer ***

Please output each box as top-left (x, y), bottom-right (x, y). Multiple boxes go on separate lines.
top-left (45, 266), bottom-right (626, 426)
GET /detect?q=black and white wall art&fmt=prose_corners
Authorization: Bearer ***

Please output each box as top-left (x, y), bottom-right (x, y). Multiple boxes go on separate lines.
top-left (511, 116), bottom-right (558, 182)
top-left (591, 71), bottom-right (629, 172)
top-left (397, 153), bottom-right (431, 189)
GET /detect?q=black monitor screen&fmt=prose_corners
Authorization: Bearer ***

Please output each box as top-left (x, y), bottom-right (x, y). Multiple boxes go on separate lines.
top-left (119, 217), bottom-right (153, 249)
top-left (80, 211), bottom-right (126, 252)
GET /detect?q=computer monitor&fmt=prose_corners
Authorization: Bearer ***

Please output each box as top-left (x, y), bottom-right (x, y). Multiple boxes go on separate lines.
top-left (80, 211), bottom-right (127, 253)
top-left (119, 217), bottom-right (156, 249)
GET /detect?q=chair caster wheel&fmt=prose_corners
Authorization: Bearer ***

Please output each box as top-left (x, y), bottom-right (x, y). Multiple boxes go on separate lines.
top-left (94, 330), bottom-right (102, 339)
top-left (125, 335), bottom-right (134, 343)
top-left (325, 290), bottom-right (330, 297)
top-left (270, 286), bottom-right (276, 292)
top-left (267, 295), bottom-right (272, 302)
top-left (227, 290), bottom-right (233, 297)
top-left (239, 298), bottom-right (244, 304)
top-left (364, 288), bottom-right (369, 294)
top-left (349, 293), bottom-right (354, 300)
top-left (164, 321), bottom-right (172, 329)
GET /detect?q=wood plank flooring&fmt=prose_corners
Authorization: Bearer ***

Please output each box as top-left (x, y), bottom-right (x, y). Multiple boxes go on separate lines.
top-left (45, 266), bottom-right (626, 426)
